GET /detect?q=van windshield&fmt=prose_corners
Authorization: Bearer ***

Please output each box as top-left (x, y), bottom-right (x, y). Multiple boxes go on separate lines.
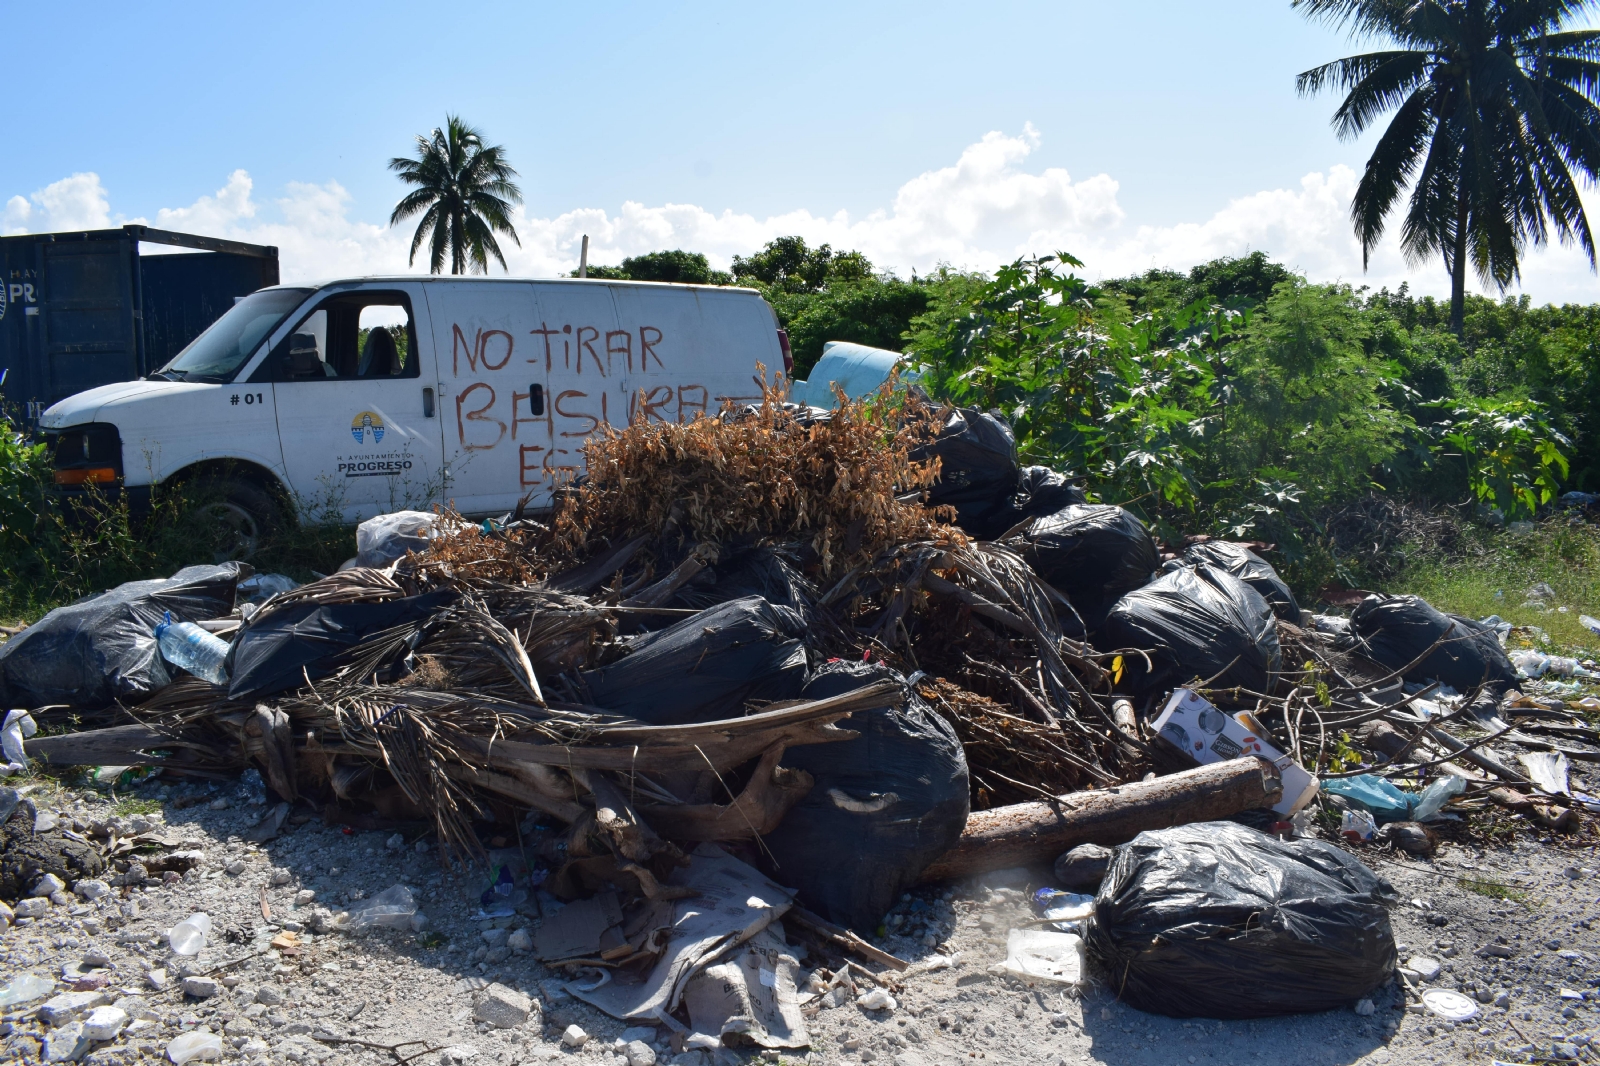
top-left (155, 288), bottom-right (312, 383)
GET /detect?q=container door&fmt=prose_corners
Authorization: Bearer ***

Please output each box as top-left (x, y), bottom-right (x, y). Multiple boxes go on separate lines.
top-left (264, 284), bottom-right (445, 523)
top-left (40, 239), bottom-right (139, 404)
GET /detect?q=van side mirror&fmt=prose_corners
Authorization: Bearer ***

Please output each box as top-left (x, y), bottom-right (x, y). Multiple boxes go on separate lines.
top-left (288, 333), bottom-right (322, 378)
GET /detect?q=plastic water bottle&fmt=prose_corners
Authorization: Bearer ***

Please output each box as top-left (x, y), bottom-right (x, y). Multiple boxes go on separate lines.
top-left (154, 612), bottom-right (230, 686)
top-left (167, 912), bottom-right (211, 955)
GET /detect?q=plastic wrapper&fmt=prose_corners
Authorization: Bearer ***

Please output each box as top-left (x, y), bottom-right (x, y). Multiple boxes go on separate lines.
top-left (353, 510), bottom-right (456, 568)
top-left (1181, 540), bottom-right (1301, 623)
top-left (0, 563), bottom-right (245, 710)
top-left (1321, 774), bottom-right (1416, 823)
top-left (226, 590), bottom-right (459, 701)
top-left (908, 407), bottom-right (1021, 539)
top-left (1017, 504), bottom-right (1160, 630)
top-left (1412, 775), bottom-right (1466, 821)
top-left (760, 663), bottom-right (969, 932)
top-left (1101, 563), bottom-right (1281, 700)
top-left (341, 884), bottom-right (418, 930)
top-left (1084, 822), bottom-right (1397, 1018)
top-left (584, 597), bottom-right (808, 726)
top-left (1343, 594), bottom-right (1516, 693)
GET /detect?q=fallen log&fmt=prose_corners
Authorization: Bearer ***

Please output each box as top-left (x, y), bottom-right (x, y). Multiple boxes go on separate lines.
top-left (25, 723), bottom-right (224, 766)
top-left (918, 757), bottom-right (1282, 883)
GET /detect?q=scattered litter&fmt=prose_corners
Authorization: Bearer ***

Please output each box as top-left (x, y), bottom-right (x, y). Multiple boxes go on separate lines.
top-left (532, 892), bottom-right (623, 962)
top-left (165, 1031), bottom-right (224, 1064)
top-left (1518, 751), bottom-right (1572, 796)
top-left (855, 987), bottom-right (898, 1011)
top-left (0, 973), bottom-right (53, 1006)
top-left (566, 845), bottom-right (793, 1023)
top-left (1151, 689), bottom-right (1318, 815)
top-left (153, 612), bottom-right (230, 686)
top-left (999, 928), bottom-right (1085, 986)
top-left (166, 913), bottom-right (210, 956)
top-left (682, 926), bottom-right (809, 1048)
top-left (1323, 775), bottom-right (1417, 824)
top-left (338, 884), bottom-right (417, 931)
top-left (0, 710), bottom-right (35, 776)
top-left (1032, 888), bottom-right (1095, 933)
top-left (1421, 988), bottom-right (1481, 1022)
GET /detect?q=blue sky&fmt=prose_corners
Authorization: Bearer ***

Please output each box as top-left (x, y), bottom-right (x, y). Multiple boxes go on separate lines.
top-left (4, 0), bottom-right (1598, 301)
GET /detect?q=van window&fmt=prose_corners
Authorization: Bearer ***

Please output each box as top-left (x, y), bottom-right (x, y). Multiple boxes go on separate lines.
top-left (157, 287), bottom-right (312, 383)
top-left (255, 291), bottom-right (417, 382)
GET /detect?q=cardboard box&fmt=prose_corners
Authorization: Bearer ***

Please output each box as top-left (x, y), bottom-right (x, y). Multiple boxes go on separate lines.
top-left (1151, 688), bottom-right (1320, 816)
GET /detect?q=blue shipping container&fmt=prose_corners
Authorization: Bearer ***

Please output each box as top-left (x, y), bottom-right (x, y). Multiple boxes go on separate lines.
top-left (0, 225), bottom-right (278, 422)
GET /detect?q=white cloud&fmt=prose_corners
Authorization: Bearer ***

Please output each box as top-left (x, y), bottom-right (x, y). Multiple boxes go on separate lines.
top-left (2, 172), bottom-right (113, 234)
top-left (6, 130), bottom-right (1596, 303)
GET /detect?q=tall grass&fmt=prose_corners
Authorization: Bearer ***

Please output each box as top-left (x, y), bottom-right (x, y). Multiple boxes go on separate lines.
top-left (0, 458), bottom-right (352, 625)
top-left (1390, 518), bottom-right (1600, 657)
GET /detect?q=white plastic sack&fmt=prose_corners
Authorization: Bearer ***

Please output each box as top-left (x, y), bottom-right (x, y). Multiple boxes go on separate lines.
top-left (340, 884), bottom-right (417, 930)
top-left (353, 511), bottom-right (456, 568)
top-left (1, 711), bottom-right (36, 776)
top-left (998, 929), bottom-right (1084, 986)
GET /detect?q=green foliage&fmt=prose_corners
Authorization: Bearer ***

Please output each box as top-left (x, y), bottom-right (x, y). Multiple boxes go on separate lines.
top-left (0, 413), bottom-right (350, 622)
top-left (1216, 280), bottom-right (1412, 512)
top-left (905, 249), bottom-right (1581, 550)
top-left (583, 249), bottom-right (732, 286)
top-left (1295, 0), bottom-right (1600, 332)
top-left (732, 236), bottom-right (873, 294)
top-left (1426, 396), bottom-right (1570, 519)
top-left (389, 115), bottom-right (523, 275)
top-left (772, 279), bottom-right (930, 379)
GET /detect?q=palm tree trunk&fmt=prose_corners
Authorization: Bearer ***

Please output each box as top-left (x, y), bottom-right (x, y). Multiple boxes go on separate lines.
top-left (1449, 189), bottom-right (1469, 337)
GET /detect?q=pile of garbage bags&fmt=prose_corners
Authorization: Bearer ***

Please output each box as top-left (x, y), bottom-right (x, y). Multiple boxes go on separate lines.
top-left (1, 393), bottom-right (1590, 1032)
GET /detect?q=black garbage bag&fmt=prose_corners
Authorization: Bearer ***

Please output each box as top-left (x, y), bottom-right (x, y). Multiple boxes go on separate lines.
top-left (1085, 821), bottom-right (1398, 1018)
top-left (761, 662), bottom-right (969, 932)
top-left (1017, 504), bottom-right (1159, 630)
top-left (679, 545), bottom-right (822, 627)
top-left (227, 590), bottom-right (458, 701)
top-left (1344, 594), bottom-right (1516, 692)
top-left (0, 563), bottom-right (247, 710)
top-left (1011, 465), bottom-right (1087, 518)
top-left (910, 407), bottom-right (1020, 539)
top-left (1101, 563), bottom-right (1281, 700)
top-left (1183, 540), bottom-right (1301, 623)
top-left (583, 596), bottom-right (808, 725)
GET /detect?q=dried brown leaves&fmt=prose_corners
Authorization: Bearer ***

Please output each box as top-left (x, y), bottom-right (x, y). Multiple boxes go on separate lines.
top-left (549, 382), bottom-right (960, 578)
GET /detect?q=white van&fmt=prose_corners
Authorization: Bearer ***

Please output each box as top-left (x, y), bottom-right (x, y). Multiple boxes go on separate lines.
top-left (39, 277), bottom-right (794, 548)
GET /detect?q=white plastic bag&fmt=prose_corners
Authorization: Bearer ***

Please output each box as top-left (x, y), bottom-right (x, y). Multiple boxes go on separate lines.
top-left (1412, 775), bottom-right (1466, 822)
top-left (340, 884), bottom-right (417, 931)
top-left (999, 928), bottom-right (1084, 986)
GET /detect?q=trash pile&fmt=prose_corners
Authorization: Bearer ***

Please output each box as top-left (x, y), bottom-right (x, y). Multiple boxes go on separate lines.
top-left (1, 386), bottom-right (1596, 1037)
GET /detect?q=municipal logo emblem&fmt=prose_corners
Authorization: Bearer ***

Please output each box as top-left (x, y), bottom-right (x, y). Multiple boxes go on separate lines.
top-left (351, 411), bottom-right (385, 444)
top-left (0, 284), bottom-right (7, 323)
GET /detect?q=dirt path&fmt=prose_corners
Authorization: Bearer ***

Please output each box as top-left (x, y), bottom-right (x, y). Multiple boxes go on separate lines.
top-left (3, 779), bottom-right (1597, 1066)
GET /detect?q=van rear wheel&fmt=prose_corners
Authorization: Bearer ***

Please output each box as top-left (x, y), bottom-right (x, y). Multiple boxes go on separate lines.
top-left (183, 478), bottom-right (280, 563)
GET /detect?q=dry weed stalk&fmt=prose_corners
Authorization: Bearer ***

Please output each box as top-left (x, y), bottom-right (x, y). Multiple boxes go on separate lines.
top-left (548, 381), bottom-right (960, 578)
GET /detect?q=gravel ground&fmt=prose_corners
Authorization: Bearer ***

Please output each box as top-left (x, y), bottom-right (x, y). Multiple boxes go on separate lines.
top-left (3, 776), bottom-right (1598, 1066)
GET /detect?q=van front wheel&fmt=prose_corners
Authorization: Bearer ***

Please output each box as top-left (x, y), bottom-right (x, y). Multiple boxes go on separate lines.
top-left (182, 477), bottom-right (280, 563)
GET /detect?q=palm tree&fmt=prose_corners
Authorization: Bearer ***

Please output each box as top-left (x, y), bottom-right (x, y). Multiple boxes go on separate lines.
top-left (1295, 0), bottom-right (1600, 335)
top-left (389, 116), bottom-right (523, 274)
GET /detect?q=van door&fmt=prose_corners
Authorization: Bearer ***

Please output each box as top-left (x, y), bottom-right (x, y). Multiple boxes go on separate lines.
top-left (257, 283), bottom-right (445, 522)
top-left (427, 281), bottom-right (626, 515)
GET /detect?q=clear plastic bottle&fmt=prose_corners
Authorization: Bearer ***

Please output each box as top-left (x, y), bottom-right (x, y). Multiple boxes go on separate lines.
top-left (167, 912), bottom-right (211, 955)
top-left (154, 612), bottom-right (230, 686)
